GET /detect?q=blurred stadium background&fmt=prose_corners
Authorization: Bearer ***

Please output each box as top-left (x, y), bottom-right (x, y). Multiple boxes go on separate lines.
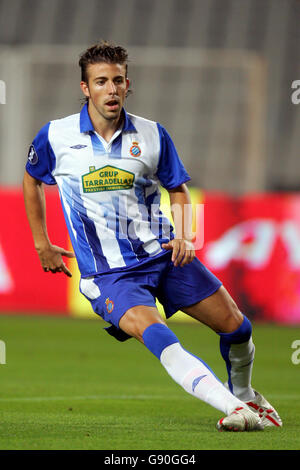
top-left (0, 0), bottom-right (300, 326)
top-left (1, 0), bottom-right (300, 451)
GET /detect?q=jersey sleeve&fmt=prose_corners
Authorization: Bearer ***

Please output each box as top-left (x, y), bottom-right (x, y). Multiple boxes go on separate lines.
top-left (25, 122), bottom-right (57, 185)
top-left (156, 123), bottom-right (191, 190)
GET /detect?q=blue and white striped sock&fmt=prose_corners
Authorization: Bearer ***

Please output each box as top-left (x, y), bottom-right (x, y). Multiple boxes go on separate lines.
top-left (142, 323), bottom-right (243, 415)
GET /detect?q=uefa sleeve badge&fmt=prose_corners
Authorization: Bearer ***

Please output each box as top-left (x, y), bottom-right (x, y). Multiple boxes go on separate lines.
top-left (27, 145), bottom-right (39, 165)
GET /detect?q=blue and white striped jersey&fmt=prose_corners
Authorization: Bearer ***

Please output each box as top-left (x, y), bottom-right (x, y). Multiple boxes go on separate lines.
top-left (26, 104), bottom-right (191, 277)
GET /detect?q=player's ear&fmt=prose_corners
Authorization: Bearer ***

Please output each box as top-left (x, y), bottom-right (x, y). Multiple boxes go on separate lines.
top-left (125, 78), bottom-right (130, 98)
top-left (80, 81), bottom-right (90, 99)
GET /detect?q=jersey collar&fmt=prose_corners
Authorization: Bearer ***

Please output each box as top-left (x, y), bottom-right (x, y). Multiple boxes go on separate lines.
top-left (79, 103), bottom-right (136, 134)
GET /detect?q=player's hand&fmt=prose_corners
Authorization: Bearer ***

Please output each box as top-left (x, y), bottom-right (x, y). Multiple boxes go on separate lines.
top-left (161, 239), bottom-right (195, 267)
top-left (36, 244), bottom-right (75, 277)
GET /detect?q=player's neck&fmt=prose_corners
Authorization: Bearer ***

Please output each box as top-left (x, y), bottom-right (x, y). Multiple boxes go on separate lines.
top-left (88, 102), bottom-right (123, 142)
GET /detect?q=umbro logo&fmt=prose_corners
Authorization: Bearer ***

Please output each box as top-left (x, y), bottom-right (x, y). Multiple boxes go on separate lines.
top-left (192, 374), bottom-right (207, 393)
top-left (70, 144), bottom-right (87, 149)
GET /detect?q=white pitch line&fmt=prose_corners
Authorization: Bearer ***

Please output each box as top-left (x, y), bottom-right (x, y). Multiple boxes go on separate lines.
top-left (0, 394), bottom-right (181, 403)
top-left (0, 393), bottom-right (297, 403)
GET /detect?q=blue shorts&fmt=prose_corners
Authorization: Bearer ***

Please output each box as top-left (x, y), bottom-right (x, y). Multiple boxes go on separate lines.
top-left (79, 252), bottom-right (222, 341)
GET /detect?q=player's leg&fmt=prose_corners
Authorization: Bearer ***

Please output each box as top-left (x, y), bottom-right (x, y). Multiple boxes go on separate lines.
top-left (182, 285), bottom-right (256, 402)
top-left (119, 305), bottom-right (261, 430)
top-left (80, 269), bottom-right (263, 430)
top-left (119, 305), bottom-right (166, 342)
top-left (182, 286), bottom-right (282, 427)
top-left (158, 256), bottom-right (256, 403)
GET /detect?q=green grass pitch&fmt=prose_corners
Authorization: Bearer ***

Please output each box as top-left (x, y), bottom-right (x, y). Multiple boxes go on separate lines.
top-left (0, 314), bottom-right (299, 450)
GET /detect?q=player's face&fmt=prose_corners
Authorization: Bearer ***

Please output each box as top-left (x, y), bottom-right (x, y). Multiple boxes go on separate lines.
top-left (80, 62), bottom-right (129, 122)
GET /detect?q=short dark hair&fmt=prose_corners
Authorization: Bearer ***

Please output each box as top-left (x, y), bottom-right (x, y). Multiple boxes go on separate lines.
top-left (79, 40), bottom-right (129, 83)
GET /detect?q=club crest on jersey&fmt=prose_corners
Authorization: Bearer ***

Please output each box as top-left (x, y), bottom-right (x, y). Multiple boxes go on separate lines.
top-left (129, 141), bottom-right (141, 157)
top-left (82, 165), bottom-right (135, 193)
top-left (27, 145), bottom-right (38, 165)
top-left (105, 298), bottom-right (114, 314)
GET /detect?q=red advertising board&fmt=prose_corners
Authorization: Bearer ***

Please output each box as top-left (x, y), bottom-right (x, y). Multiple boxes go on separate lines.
top-left (1, 187), bottom-right (300, 324)
top-left (199, 193), bottom-right (300, 324)
top-left (0, 187), bottom-right (68, 315)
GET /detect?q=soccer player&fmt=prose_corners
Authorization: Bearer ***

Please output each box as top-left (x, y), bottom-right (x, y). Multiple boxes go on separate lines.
top-left (23, 41), bottom-right (282, 432)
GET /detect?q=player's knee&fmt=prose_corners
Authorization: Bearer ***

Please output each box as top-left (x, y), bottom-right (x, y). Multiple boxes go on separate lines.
top-left (216, 290), bottom-right (244, 333)
top-left (220, 304), bottom-right (244, 333)
top-left (218, 314), bottom-right (252, 345)
top-left (119, 306), bottom-right (166, 342)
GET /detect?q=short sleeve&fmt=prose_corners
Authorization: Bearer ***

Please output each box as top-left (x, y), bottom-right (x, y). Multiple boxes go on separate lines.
top-left (155, 123), bottom-right (191, 190)
top-left (25, 122), bottom-right (57, 185)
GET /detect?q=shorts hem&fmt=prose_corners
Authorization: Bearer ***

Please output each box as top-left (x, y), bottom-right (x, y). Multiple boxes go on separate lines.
top-left (165, 282), bottom-right (222, 319)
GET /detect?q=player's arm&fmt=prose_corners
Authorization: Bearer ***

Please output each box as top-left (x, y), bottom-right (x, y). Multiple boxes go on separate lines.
top-left (23, 171), bottom-right (74, 277)
top-left (161, 183), bottom-right (195, 267)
